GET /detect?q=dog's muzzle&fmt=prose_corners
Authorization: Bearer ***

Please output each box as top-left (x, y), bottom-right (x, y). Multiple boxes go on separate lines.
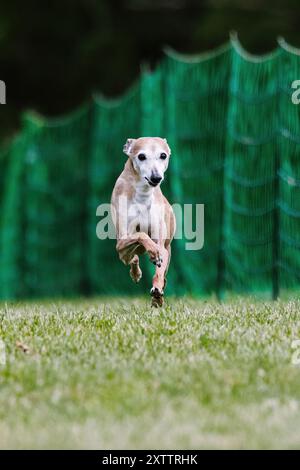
top-left (146, 176), bottom-right (162, 187)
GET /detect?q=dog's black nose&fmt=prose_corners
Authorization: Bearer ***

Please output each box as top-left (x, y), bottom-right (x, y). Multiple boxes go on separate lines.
top-left (150, 175), bottom-right (162, 186)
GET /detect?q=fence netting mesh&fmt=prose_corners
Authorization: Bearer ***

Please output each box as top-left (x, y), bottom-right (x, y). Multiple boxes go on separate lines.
top-left (0, 36), bottom-right (300, 299)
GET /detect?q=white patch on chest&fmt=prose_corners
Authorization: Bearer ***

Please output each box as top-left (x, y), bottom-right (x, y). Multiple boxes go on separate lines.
top-left (127, 181), bottom-right (153, 235)
top-left (126, 181), bottom-right (166, 241)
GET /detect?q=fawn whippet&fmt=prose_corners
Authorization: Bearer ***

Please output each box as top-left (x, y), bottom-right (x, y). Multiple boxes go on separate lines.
top-left (111, 137), bottom-right (176, 307)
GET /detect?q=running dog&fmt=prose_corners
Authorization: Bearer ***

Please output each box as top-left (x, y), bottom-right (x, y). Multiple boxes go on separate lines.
top-left (111, 137), bottom-right (176, 307)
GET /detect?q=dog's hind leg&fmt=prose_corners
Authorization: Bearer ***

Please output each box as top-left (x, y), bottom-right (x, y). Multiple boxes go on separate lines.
top-left (130, 254), bottom-right (142, 283)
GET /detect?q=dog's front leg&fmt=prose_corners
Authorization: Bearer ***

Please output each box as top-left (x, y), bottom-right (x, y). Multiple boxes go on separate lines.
top-left (116, 232), bottom-right (162, 266)
top-left (151, 244), bottom-right (170, 307)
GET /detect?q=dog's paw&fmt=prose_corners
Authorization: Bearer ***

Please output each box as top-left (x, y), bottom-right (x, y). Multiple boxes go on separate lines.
top-left (153, 256), bottom-right (163, 268)
top-left (130, 271), bottom-right (142, 283)
top-left (150, 286), bottom-right (164, 296)
top-left (151, 295), bottom-right (164, 308)
top-left (130, 265), bottom-right (142, 283)
top-left (147, 243), bottom-right (163, 268)
top-left (150, 287), bottom-right (164, 307)
top-left (150, 251), bottom-right (163, 267)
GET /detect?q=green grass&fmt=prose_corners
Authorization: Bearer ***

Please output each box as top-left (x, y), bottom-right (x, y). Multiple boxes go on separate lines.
top-left (0, 297), bottom-right (300, 449)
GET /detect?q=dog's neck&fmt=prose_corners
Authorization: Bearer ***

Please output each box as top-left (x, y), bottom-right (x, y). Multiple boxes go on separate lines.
top-left (125, 158), bottom-right (154, 207)
top-left (134, 179), bottom-right (154, 206)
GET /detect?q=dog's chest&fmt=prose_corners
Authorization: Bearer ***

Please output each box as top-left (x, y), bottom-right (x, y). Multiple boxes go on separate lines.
top-left (127, 184), bottom-right (158, 235)
top-left (128, 203), bottom-right (150, 232)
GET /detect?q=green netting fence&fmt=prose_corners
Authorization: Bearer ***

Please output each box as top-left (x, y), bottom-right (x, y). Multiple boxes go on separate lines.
top-left (1, 34), bottom-right (300, 300)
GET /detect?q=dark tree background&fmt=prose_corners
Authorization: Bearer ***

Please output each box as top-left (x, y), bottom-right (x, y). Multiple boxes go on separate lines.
top-left (0, 0), bottom-right (299, 141)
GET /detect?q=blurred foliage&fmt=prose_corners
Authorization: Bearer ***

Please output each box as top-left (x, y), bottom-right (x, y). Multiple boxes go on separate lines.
top-left (0, 0), bottom-right (300, 141)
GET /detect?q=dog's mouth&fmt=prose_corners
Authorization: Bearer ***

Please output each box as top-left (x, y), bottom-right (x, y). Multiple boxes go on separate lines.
top-left (145, 177), bottom-right (159, 187)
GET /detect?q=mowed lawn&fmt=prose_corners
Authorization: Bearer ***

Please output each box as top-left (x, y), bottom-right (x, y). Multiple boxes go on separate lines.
top-left (0, 297), bottom-right (300, 449)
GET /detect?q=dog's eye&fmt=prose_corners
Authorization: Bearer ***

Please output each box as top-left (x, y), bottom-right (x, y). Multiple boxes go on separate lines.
top-left (138, 153), bottom-right (146, 161)
top-left (160, 153), bottom-right (167, 160)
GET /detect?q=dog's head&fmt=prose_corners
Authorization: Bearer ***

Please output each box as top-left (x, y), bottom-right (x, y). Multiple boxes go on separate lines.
top-left (123, 137), bottom-right (171, 187)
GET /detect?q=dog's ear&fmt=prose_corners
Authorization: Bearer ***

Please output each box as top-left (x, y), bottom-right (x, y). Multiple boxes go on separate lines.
top-left (163, 138), bottom-right (171, 155)
top-left (123, 138), bottom-right (135, 156)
